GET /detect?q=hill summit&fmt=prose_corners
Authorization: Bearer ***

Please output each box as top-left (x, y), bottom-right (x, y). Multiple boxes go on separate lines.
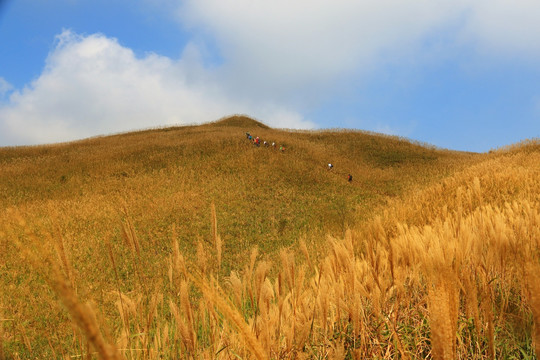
top-left (210, 114), bottom-right (270, 129)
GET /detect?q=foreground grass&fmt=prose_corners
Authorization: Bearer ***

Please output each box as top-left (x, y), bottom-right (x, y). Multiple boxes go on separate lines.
top-left (0, 116), bottom-right (510, 358)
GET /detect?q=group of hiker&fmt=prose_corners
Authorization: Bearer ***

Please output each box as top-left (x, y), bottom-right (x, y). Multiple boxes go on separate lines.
top-left (246, 132), bottom-right (286, 152)
top-left (245, 132), bottom-right (352, 183)
top-left (328, 163), bottom-right (353, 183)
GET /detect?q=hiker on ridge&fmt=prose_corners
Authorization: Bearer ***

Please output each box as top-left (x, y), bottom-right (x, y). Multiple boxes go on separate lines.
top-left (328, 163), bottom-right (333, 170)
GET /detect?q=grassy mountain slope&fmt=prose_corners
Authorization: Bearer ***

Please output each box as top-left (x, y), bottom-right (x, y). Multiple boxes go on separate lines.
top-left (0, 115), bottom-right (474, 260)
top-left (0, 115), bottom-right (486, 357)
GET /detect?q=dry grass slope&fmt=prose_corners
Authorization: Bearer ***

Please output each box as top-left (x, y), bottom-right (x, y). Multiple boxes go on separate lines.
top-left (2, 117), bottom-right (537, 358)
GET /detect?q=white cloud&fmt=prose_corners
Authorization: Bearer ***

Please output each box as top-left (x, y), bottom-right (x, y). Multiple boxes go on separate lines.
top-left (174, 0), bottom-right (540, 100)
top-left (0, 30), bottom-right (314, 146)
top-left (178, 0), bottom-right (465, 101)
top-left (460, 0), bottom-right (540, 59)
top-left (0, 77), bottom-right (13, 99)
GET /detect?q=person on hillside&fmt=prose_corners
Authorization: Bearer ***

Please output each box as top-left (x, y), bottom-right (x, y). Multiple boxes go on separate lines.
top-left (328, 163), bottom-right (333, 170)
top-left (272, 142), bottom-right (276, 149)
top-left (246, 132), bottom-right (251, 139)
top-left (280, 145), bottom-right (285, 152)
top-left (348, 174), bottom-right (353, 182)
top-left (264, 141), bottom-right (268, 147)
top-left (255, 137), bottom-right (260, 147)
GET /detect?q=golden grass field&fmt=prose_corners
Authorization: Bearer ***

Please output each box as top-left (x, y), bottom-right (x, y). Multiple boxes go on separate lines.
top-left (0, 115), bottom-right (538, 359)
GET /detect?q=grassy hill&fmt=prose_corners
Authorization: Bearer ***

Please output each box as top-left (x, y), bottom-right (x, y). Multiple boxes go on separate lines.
top-left (3, 116), bottom-right (536, 358)
top-left (0, 115), bottom-right (473, 267)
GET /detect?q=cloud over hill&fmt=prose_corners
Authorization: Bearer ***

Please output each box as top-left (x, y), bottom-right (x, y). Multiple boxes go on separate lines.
top-left (0, 30), bottom-right (314, 146)
top-left (1, 0), bottom-right (539, 148)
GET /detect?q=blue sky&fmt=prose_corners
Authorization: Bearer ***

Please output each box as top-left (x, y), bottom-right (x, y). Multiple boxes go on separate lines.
top-left (1, 0), bottom-right (539, 152)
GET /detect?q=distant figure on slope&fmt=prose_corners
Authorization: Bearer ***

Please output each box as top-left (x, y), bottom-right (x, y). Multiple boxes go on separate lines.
top-left (264, 140), bottom-right (269, 147)
top-left (348, 174), bottom-right (353, 182)
top-left (255, 137), bottom-right (260, 147)
top-left (328, 163), bottom-right (333, 170)
top-left (246, 132), bottom-right (251, 139)
top-left (272, 142), bottom-right (276, 149)
top-left (280, 145), bottom-right (285, 152)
